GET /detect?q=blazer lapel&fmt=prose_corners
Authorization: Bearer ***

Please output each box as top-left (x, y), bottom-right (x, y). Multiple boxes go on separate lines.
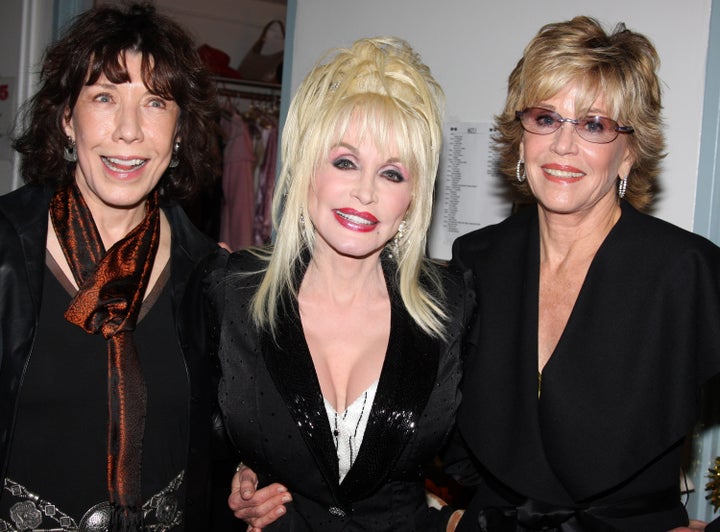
top-left (339, 260), bottom-right (440, 501)
top-left (261, 293), bottom-right (342, 490)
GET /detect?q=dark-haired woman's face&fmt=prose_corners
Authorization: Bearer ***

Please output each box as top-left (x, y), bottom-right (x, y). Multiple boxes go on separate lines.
top-left (63, 52), bottom-right (180, 220)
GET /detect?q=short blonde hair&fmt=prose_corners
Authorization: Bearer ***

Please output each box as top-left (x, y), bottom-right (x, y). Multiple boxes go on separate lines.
top-left (495, 16), bottom-right (664, 210)
top-left (251, 37), bottom-right (446, 337)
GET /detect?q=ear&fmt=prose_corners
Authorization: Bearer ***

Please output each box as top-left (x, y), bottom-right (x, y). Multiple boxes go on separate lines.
top-left (518, 140), bottom-right (525, 162)
top-left (62, 108), bottom-right (74, 139)
top-left (618, 146), bottom-right (634, 179)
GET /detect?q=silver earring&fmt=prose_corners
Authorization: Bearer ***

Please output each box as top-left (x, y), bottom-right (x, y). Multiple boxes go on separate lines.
top-left (168, 142), bottom-right (180, 168)
top-left (516, 159), bottom-right (526, 182)
top-left (396, 220), bottom-right (407, 240)
top-left (391, 220), bottom-right (407, 257)
top-left (63, 137), bottom-right (77, 162)
top-left (618, 176), bottom-right (628, 198)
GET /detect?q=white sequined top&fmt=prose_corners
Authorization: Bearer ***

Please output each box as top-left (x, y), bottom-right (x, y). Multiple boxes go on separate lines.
top-left (324, 380), bottom-right (379, 483)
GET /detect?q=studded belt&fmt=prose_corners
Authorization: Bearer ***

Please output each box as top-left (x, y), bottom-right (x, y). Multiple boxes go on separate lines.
top-left (0, 470), bottom-right (184, 531)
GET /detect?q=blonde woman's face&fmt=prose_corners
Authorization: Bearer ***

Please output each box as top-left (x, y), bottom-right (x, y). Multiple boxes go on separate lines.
top-left (519, 82), bottom-right (633, 217)
top-left (307, 119), bottom-right (412, 261)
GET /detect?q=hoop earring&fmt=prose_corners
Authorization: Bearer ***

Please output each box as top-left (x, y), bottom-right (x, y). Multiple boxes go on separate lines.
top-left (618, 176), bottom-right (628, 198)
top-left (516, 159), bottom-right (526, 183)
top-left (168, 142), bottom-right (180, 168)
top-left (63, 137), bottom-right (77, 162)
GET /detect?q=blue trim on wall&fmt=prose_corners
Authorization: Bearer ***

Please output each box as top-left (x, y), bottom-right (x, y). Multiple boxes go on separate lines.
top-left (53, 0), bottom-right (92, 41)
top-left (280, 0), bottom-right (296, 139)
top-left (695, 0), bottom-right (720, 245)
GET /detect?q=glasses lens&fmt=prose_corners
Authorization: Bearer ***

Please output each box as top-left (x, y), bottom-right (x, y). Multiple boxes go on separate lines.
top-left (520, 108), bottom-right (561, 134)
top-left (576, 116), bottom-right (619, 143)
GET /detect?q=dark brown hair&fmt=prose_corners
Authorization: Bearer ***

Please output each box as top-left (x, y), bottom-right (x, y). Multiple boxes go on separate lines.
top-left (12, 2), bottom-right (220, 199)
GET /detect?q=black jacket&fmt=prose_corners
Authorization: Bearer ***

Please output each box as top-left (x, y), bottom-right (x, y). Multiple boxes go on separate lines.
top-left (448, 202), bottom-right (720, 531)
top-left (202, 248), bottom-right (474, 531)
top-left (0, 184), bottom-right (219, 529)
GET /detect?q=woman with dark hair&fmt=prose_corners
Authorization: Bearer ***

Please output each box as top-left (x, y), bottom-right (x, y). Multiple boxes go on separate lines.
top-left (0, 3), bottom-right (221, 530)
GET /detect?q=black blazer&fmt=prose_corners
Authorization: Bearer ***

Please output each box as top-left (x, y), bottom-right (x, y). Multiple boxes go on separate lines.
top-left (448, 202), bottom-right (720, 531)
top-left (203, 248), bottom-right (473, 531)
top-left (0, 184), bottom-right (219, 529)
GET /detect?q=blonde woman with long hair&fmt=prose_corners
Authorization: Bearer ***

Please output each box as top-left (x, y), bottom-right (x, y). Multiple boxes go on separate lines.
top-left (201, 37), bottom-right (471, 531)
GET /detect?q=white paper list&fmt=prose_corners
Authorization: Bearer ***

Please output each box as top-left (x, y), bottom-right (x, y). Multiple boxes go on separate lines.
top-left (427, 121), bottom-right (512, 261)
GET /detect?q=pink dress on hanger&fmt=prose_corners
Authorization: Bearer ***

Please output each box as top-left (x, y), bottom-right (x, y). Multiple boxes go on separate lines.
top-left (220, 110), bottom-right (256, 250)
top-left (253, 122), bottom-right (278, 245)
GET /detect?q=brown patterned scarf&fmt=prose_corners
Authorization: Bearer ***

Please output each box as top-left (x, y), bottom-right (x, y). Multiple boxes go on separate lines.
top-left (50, 184), bottom-right (160, 530)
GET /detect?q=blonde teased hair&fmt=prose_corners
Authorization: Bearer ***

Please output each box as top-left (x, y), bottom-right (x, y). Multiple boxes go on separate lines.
top-left (495, 16), bottom-right (665, 211)
top-left (249, 37), bottom-right (446, 338)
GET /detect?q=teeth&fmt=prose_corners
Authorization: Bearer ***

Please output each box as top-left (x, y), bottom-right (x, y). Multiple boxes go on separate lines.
top-left (335, 211), bottom-right (375, 225)
top-left (544, 168), bottom-right (583, 178)
top-left (102, 156), bottom-right (146, 171)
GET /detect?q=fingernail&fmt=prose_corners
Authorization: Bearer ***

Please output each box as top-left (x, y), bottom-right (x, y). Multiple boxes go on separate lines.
top-left (276, 506), bottom-right (286, 515)
top-left (242, 490), bottom-right (252, 497)
top-left (281, 494), bottom-right (291, 503)
top-left (277, 486), bottom-right (287, 492)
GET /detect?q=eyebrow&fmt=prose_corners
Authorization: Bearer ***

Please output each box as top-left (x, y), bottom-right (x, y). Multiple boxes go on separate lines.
top-left (90, 82), bottom-right (118, 90)
top-left (331, 143), bottom-right (405, 166)
top-left (535, 104), bottom-right (611, 117)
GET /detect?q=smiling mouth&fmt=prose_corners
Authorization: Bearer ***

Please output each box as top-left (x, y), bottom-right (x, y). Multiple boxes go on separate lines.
top-left (101, 156), bottom-right (148, 172)
top-left (543, 167), bottom-right (584, 179)
top-left (334, 210), bottom-right (377, 226)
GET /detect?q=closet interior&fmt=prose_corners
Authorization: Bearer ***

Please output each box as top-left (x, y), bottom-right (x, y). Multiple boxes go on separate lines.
top-left (164, 0), bottom-right (287, 248)
top-left (215, 76), bottom-right (281, 250)
top-left (184, 75), bottom-right (282, 248)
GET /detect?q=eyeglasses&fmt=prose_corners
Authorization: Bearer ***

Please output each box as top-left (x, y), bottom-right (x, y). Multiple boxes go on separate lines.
top-left (515, 107), bottom-right (634, 144)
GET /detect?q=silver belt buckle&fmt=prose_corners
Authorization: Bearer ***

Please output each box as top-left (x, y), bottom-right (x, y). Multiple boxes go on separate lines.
top-left (78, 501), bottom-right (112, 532)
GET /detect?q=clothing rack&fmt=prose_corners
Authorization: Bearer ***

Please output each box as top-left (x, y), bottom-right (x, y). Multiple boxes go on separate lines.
top-left (214, 76), bottom-right (281, 103)
top-left (216, 87), bottom-right (277, 102)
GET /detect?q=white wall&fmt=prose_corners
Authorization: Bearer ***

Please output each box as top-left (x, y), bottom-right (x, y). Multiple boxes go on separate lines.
top-left (290, 0), bottom-right (712, 234)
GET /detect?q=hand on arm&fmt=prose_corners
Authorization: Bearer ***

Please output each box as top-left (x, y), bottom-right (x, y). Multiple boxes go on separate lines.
top-left (228, 464), bottom-right (292, 531)
top-left (669, 520), bottom-right (706, 531)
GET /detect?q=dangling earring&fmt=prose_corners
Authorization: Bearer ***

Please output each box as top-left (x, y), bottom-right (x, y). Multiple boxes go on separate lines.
top-left (392, 220), bottom-right (407, 257)
top-left (168, 142), bottom-right (180, 168)
top-left (618, 176), bottom-right (628, 199)
top-left (516, 159), bottom-right (526, 183)
top-left (63, 137), bottom-right (77, 162)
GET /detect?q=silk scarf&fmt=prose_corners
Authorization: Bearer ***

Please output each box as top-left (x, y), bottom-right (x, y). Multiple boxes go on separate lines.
top-left (50, 184), bottom-right (160, 530)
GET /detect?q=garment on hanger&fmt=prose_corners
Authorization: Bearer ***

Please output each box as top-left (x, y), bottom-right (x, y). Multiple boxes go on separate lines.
top-left (216, 82), bottom-right (281, 250)
top-left (219, 107), bottom-right (256, 250)
top-left (253, 119), bottom-right (278, 245)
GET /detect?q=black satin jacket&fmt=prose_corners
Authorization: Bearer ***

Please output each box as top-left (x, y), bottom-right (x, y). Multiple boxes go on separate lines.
top-left (0, 184), bottom-right (219, 529)
top-left (448, 202), bottom-right (720, 532)
top-left (202, 248), bottom-right (474, 531)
